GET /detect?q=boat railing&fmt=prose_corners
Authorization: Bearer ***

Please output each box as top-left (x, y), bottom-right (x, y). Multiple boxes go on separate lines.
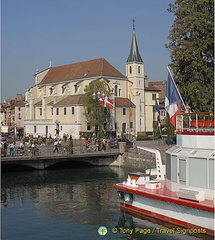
top-left (176, 112), bottom-right (214, 133)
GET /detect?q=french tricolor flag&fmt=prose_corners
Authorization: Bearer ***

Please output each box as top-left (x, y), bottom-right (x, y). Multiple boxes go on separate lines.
top-left (165, 67), bottom-right (186, 129)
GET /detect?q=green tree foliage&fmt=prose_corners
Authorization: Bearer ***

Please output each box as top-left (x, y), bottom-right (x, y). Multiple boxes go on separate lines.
top-left (84, 80), bottom-right (112, 131)
top-left (166, 0), bottom-right (214, 112)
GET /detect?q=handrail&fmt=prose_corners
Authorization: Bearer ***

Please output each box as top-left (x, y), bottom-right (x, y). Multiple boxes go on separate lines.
top-left (137, 146), bottom-right (165, 180)
top-left (176, 112), bottom-right (214, 133)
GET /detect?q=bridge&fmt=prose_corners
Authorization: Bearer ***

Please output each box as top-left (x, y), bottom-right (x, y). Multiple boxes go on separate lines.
top-left (1, 152), bottom-right (121, 170)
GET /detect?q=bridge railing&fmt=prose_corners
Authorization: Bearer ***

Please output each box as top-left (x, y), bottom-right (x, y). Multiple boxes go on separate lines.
top-left (3, 140), bottom-right (118, 157)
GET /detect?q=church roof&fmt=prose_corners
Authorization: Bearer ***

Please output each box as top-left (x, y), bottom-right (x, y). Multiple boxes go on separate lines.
top-left (38, 58), bottom-right (126, 85)
top-left (126, 28), bottom-right (143, 63)
top-left (53, 95), bottom-right (135, 108)
top-left (54, 95), bottom-right (86, 106)
top-left (115, 97), bottom-right (135, 108)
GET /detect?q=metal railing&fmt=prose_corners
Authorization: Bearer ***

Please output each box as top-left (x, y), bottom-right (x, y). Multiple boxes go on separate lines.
top-left (176, 112), bottom-right (214, 133)
top-left (2, 140), bottom-right (119, 158)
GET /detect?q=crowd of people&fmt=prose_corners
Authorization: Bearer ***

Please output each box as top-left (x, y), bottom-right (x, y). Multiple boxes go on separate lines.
top-left (0, 132), bottom-right (113, 157)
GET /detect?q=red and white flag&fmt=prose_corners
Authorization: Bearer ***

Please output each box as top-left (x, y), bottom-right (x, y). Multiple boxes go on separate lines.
top-left (99, 96), bottom-right (114, 109)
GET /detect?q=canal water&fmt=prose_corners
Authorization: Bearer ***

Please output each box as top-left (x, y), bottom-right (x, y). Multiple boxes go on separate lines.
top-left (1, 166), bottom-right (207, 240)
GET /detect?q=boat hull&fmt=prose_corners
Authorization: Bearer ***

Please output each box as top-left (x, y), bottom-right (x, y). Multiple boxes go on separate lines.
top-left (117, 189), bottom-right (214, 236)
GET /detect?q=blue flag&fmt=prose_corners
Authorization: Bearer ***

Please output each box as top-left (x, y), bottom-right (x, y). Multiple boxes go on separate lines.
top-left (155, 98), bottom-right (160, 114)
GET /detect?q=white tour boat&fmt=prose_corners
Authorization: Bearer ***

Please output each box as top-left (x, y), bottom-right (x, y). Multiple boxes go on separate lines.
top-left (114, 112), bottom-right (214, 237)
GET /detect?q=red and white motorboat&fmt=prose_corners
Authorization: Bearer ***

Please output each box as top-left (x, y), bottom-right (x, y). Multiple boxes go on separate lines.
top-left (114, 112), bottom-right (214, 237)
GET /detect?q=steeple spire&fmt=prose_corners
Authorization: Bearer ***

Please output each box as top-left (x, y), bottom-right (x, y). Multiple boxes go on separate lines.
top-left (126, 20), bottom-right (143, 63)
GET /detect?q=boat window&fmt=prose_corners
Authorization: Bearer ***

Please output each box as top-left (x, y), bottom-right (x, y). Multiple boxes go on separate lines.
top-left (179, 159), bottom-right (186, 185)
top-left (166, 146), bottom-right (180, 153)
top-left (209, 159), bottom-right (214, 190)
top-left (190, 149), bottom-right (214, 157)
top-left (189, 157), bottom-right (207, 188)
top-left (171, 155), bottom-right (177, 183)
top-left (176, 147), bottom-right (193, 155)
top-left (165, 154), bottom-right (171, 180)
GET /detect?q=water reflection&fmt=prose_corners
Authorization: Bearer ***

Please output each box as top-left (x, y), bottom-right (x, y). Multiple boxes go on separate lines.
top-left (117, 211), bottom-right (211, 240)
top-left (2, 167), bottom-right (209, 240)
top-left (2, 167), bottom-right (125, 226)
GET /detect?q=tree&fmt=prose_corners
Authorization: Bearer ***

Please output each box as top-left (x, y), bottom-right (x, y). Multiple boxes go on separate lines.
top-left (166, 0), bottom-right (214, 112)
top-left (84, 80), bottom-right (112, 132)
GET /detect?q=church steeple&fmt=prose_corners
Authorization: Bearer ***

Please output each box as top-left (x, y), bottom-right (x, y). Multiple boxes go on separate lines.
top-left (126, 20), bottom-right (143, 63)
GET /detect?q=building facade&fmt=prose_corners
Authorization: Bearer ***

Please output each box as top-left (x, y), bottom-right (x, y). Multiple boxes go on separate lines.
top-left (24, 27), bottom-right (159, 138)
top-left (0, 94), bottom-right (25, 135)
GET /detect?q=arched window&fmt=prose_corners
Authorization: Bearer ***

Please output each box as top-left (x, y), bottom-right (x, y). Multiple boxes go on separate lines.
top-left (138, 66), bottom-right (141, 74)
top-left (129, 66), bottom-right (132, 74)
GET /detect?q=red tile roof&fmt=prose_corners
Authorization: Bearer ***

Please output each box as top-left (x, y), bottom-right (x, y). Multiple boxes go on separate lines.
top-left (35, 100), bottom-right (42, 106)
top-left (115, 97), bottom-right (135, 108)
top-left (145, 84), bottom-right (160, 91)
top-left (52, 96), bottom-right (135, 108)
top-left (149, 81), bottom-right (166, 100)
top-left (39, 58), bottom-right (126, 85)
top-left (54, 95), bottom-right (86, 106)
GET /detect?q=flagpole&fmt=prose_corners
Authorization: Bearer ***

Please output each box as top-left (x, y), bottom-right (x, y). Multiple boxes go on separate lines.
top-left (166, 66), bottom-right (188, 112)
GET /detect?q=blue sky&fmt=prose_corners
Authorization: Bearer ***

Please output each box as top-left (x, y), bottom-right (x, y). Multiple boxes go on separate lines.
top-left (2, 0), bottom-right (174, 100)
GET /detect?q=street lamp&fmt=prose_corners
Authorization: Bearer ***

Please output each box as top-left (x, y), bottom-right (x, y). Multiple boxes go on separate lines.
top-left (93, 92), bottom-right (105, 150)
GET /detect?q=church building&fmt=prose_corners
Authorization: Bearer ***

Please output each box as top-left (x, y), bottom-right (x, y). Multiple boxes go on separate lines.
top-left (24, 25), bottom-right (159, 138)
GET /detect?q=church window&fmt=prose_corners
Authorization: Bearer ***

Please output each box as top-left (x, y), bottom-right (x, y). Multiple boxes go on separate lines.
top-left (34, 126), bottom-right (37, 133)
top-left (56, 108), bottom-right (59, 115)
top-left (64, 107), bottom-right (67, 115)
top-left (129, 66), bottom-right (132, 74)
top-left (62, 86), bottom-right (66, 94)
top-left (138, 66), bottom-right (141, 74)
top-left (130, 122), bottom-right (133, 129)
top-left (39, 108), bottom-right (42, 116)
top-left (51, 108), bottom-right (53, 115)
top-left (114, 85), bottom-right (118, 96)
top-left (49, 88), bottom-right (53, 95)
top-left (74, 85), bottom-right (79, 93)
top-left (45, 126), bottom-right (48, 135)
top-left (123, 108), bottom-right (126, 115)
top-left (122, 123), bottom-right (126, 132)
top-left (72, 107), bottom-right (75, 114)
top-left (119, 89), bottom-right (121, 96)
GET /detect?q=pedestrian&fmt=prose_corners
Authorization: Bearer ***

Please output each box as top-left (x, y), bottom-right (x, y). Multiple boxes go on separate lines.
top-left (85, 138), bottom-right (91, 152)
top-left (102, 139), bottom-right (106, 151)
top-left (63, 133), bottom-right (67, 143)
top-left (8, 142), bottom-right (15, 156)
top-left (53, 140), bottom-right (59, 153)
top-left (69, 135), bottom-right (73, 147)
top-left (95, 139), bottom-right (99, 151)
top-left (132, 136), bottom-right (137, 150)
top-left (69, 136), bottom-right (74, 153)
top-left (20, 142), bottom-right (25, 155)
top-left (58, 139), bottom-right (62, 153)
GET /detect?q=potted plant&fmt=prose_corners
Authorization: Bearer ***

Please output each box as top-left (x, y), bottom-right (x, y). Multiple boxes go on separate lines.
top-left (63, 146), bottom-right (73, 154)
top-left (28, 147), bottom-right (39, 156)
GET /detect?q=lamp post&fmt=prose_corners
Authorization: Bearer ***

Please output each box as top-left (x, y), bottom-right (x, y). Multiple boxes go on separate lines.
top-left (93, 92), bottom-right (105, 151)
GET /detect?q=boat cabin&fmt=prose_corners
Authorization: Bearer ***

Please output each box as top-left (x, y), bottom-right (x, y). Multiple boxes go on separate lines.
top-left (166, 112), bottom-right (214, 201)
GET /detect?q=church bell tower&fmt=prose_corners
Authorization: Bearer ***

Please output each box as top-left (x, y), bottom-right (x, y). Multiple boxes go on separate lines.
top-left (126, 20), bottom-right (146, 134)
